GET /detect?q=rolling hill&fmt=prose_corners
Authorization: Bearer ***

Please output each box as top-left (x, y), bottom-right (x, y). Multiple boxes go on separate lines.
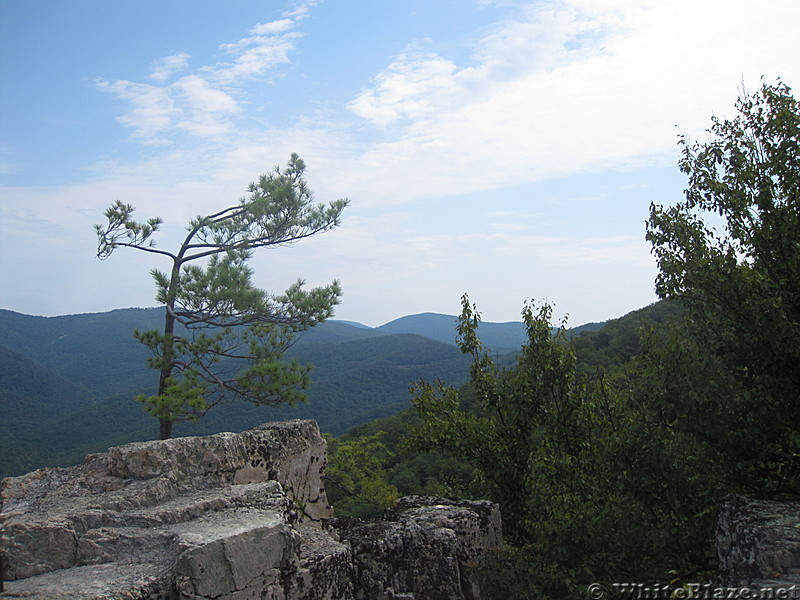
top-left (0, 308), bottom-right (470, 476)
top-left (0, 305), bottom-right (620, 477)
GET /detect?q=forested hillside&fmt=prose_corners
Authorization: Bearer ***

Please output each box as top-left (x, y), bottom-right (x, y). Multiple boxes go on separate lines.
top-left (1, 307), bottom-right (561, 477)
top-left (324, 82), bottom-right (800, 599)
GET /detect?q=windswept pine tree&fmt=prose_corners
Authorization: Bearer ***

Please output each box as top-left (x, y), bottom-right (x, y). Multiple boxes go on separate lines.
top-left (95, 154), bottom-right (348, 439)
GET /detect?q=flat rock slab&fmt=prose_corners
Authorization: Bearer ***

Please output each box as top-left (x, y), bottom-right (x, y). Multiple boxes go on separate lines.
top-left (172, 508), bottom-right (294, 599)
top-left (0, 561), bottom-right (174, 600)
top-left (1, 422), bottom-right (504, 600)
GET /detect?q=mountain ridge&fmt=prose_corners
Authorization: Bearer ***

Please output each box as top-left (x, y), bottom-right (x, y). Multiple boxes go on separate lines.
top-left (0, 305), bottom-right (618, 477)
top-left (0, 308), bottom-right (473, 477)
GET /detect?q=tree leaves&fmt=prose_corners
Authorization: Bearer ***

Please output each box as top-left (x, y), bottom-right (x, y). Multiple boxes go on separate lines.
top-left (646, 80), bottom-right (800, 490)
top-left (96, 155), bottom-right (347, 438)
top-left (409, 296), bottom-right (720, 597)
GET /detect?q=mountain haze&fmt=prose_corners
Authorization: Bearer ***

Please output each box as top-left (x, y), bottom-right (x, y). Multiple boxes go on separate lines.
top-left (0, 305), bottom-right (617, 478)
top-left (378, 311), bottom-right (606, 350)
top-left (0, 308), bottom-right (471, 476)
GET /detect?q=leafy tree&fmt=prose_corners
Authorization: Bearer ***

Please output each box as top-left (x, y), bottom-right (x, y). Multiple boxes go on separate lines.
top-left (324, 432), bottom-right (399, 518)
top-left (411, 295), bottom-right (584, 546)
top-left (646, 80), bottom-right (800, 489)
top-left (95, 154), bottom-right (348, 439)
top-left (409, 295), bottom-right (720, 598)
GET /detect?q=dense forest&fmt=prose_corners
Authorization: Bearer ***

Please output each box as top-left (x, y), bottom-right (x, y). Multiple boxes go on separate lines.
top-left (0, 308), bottom-right (559, 477)
top-left (325, 81), bottom-right (800, 598)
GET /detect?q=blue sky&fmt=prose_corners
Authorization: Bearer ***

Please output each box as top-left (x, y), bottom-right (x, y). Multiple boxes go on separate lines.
top-left (1, 0), bottom-right (798, 327)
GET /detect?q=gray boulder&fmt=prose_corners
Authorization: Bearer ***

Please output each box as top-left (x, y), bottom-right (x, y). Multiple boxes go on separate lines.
top-left (717, 494), bottom-right (800, 592)
top-left (335, 496), bottom-right (503, 600)
top-left (0, 420), bottom-right (502, 600)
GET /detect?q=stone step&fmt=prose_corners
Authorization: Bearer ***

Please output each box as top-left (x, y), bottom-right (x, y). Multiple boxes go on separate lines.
top-left (2, 481), bottom-right (290, 581)
top-left (0, 561), bottom-right (174, 600)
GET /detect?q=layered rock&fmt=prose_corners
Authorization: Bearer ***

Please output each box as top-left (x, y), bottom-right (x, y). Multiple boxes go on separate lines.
top-left (0, 420), bottom-right (502, 600)
top-left (337, 496), bottom-right (502, 600)
top-left (717, 494), bottom-right (800, 591)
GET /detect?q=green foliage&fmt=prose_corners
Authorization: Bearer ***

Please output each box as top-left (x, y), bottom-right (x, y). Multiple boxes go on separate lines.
top-left (339, 408), bottom-right (488, 500)
top-left (411, 295), bottom-right (583, 544)
top-left (0, 308), bottom-right (473, 477)
top-left (646, 80), bottom-right (800, 491)
top-left (95, 154), bottom-right (348, 438)
top-left (408, 295), bottom-right (720, 598)
top-left (325, 432), bottom-right (399, 518)
top-left (571, 299), bottom-right (686, 378)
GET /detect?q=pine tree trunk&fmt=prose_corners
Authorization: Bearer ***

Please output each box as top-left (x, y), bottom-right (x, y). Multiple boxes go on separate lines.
top-left (159, 418), bottom-right (173, 440)
top-left (156, 261), bottom-right (181, 441)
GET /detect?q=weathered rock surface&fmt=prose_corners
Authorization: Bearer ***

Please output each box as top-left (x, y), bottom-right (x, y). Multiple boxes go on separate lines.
top-left (717, 494), bottom-right (800, 591)
top-left (336, 496), bottom-right (503, 600)
top-left (1, 420), bottom-right (502, 600)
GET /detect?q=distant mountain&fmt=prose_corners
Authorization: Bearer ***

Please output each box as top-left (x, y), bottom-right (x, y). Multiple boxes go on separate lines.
top-left (377, 312), bottom-right (524, 352)
top-left (0, 304), bottom-right (619, 478)
top-left (330, 319), bottom-right (372, 329)
top-left (0, 308), bottom-right (469, 477)
top-left (376, 312), bottom-right (606, 352)
top-left (378, 313), bottom-right (458, 343)
top-left (0, 307), bottom-right (161, 398)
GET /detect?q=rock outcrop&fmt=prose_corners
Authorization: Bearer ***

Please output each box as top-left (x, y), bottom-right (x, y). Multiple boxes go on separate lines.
top-left (0, 420), bottom-right (502, 600)
top-left (717, 494), bottom-right (800, 592)
top-left (337, 496), bottom-right (502, 600)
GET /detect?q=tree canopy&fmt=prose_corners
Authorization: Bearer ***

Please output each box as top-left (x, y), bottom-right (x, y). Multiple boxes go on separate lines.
top-left (95, 153), bottom-right (348, 439)
top-left (646, 80), bottom-right (800, 489)
top-left (397, 82), bottom-right (800, 596)
top-left (407, 295), bottom-right (718, 598)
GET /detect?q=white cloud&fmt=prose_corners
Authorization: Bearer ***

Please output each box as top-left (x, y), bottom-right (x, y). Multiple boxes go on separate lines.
top-left (281, 0), bottom-right (319, 21)
top-left (348, 53), bottom-right (459, 126)
top-left (251, 18), bottom-right (295, 35)
top-left (209, 31), bottom-right (301, 85)
top-left (100, 3), bottom-right (316, 143)
top-left (96, 79), bottom-right (177, 141)
top-left (347, 3), bottom-right (605, 127)
top-left (98, 75), bottom-right (239, 142)
top-left (172, 75), bottom-right (240, 137)
top-left (204, 1), bottom-right (320, 85)
top-left (341, 0), bottom-right (800, 205)
top-left (149, 52), bottom-right (191, 83)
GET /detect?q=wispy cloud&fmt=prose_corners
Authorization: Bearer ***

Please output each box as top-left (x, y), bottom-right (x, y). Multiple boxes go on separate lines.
top-left (348, 52), bottom-right (459, 126)
top-left (208, 26), bottom-right (303, 85)
top-left (98, 1), bottom-right (318, 143)
top-left (347, 4), bottom-right (605, 126)
top-left (96, 80), bottom-right (177, 142)
top-left (341, 0), bottom-right (800, 204)
top-left (172, 75), bottom-right (240, 137)
top-left (149, 52), bottom-right (191, 83)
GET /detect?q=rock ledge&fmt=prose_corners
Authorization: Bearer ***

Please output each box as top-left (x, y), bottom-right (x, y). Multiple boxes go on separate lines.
top-left (1, 420), bottom-right (502, 600)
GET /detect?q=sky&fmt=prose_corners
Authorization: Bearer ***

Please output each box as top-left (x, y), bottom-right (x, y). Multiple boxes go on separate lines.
top-left (1, 0), bottom-right (799, 328)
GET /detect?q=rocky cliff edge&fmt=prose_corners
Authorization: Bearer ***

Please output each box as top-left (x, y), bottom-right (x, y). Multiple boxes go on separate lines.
top-left (0, 419), bottom-right (503, 600)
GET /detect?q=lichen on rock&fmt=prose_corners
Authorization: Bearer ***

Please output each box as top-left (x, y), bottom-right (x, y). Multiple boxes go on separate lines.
top-left (0, 420), bottom-right (503, 600)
